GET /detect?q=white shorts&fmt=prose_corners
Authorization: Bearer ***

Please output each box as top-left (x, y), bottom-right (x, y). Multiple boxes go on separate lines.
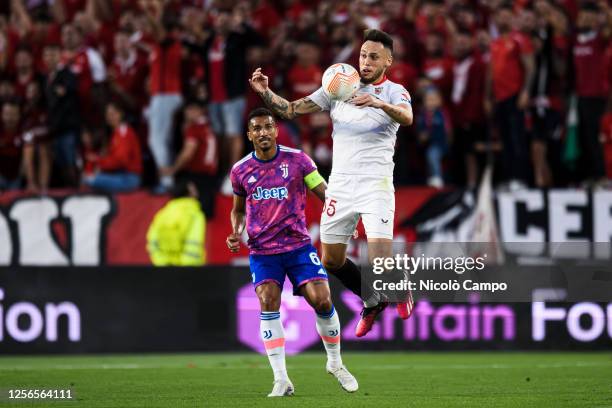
top-left (320, 173), bottom-right (395, 244)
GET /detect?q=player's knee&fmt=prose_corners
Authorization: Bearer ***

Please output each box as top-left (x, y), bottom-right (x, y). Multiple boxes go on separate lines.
top-left (257, 292), bottom-right (281, 311)
top-left (312, 296), bottom-right (333, 314)
top-left (322, 254), bottom-right (345, 272)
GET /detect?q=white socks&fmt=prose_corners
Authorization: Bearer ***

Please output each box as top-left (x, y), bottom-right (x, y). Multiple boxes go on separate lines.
top-left (260, 311), bottom-right (288, 381)
top-left (261, 307), bottom-right (343, 379)
top-left (316, 306), bottom-right (343, 369)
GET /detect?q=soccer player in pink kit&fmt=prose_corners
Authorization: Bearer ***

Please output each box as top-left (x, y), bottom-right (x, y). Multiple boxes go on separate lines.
top-left (226, 108), bottom-right (358, 397)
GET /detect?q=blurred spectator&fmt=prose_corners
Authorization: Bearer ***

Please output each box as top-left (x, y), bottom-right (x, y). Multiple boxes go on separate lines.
top-left (387, 35), bottom-right (418, 94)
top-left (0, 100), bottom-right (22, 190)
top-left (451, 29), bottom-right (486, 189)
top-left (245, 44), bottom-right (277, 114)
top-left (0, 75), bottom-right (16, 102)
top-left (107, 29), bottom-right (148, 122)
top-left (14, 46), bottom-right (42, 101)
top-left (530, 1), bottom-right (568, 187)
top-left (326, 22), bottom-right (359, 65)
top-left (43, 42), bottom-right (80, 187)
top-left (287, 40), bottom-right (323, 143)
top-left (573, 1), bottom-right (610, 185)
top-left (161, 102), bottom-right (218, 218)
top-left (302, 111), bottom-right (333, 179)
top-left (80, 126), bottom-right (101, 181)
top-left (9, 1), bottom-right (62, 68)
top-left (72, 6), bottom-right (116, 64)
top-left (287, 41), bottom-right (322, 102)
top-left (414, 0), bottom-right (449, 42)
top-left (417, 87), bottom-right (451, 188)
top-left (381, 0), bottom-right (420, 65)
top-left (61, 22), bottom-right (107, 126)
top-left (202, 7), bottom-right (259, 194)
top-left (249, 0), bottom-right (282, 41)
top-left (83, 102), bottom-right (142, 192)
top-left (486, 4), bottom-right (534, 189)
top-left (146, 180), bottom-right (206, 266)
top-left (21, 80), bottom-right (50, 193)
top-left (421, 31), bottom-right (453, 102)
top-left (145, 5), bottom-right (183, 192)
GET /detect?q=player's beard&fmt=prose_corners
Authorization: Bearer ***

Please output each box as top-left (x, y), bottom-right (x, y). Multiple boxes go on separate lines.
top-left (258, 139), bottom-right (273, 152)
top-left (360, 66), bottom-right (385, 84)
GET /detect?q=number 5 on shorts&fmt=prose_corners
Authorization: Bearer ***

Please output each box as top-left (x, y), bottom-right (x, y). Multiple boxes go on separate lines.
top-left (324, 198), bottom-right (337, 217)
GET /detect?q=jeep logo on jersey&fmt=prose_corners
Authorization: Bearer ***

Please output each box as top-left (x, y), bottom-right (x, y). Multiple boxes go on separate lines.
top-left (252, 186), bottom-right (288, 201)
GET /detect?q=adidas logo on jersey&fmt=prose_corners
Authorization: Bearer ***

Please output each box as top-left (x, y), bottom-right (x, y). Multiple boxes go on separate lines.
top-left (252, 186), bottom-right (289, 201)
top-left (248, 175), bottom-right (257, 184)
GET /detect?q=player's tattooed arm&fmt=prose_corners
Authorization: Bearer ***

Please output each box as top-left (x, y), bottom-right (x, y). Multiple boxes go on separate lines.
top-left (227, 195), bottom-right (246, 253)
top-left (260, 91), bottom-right (321, 120)
top-left (250, 67), bottom-right (320, 119)
top-left (381, 103), bottom-right (413, 126)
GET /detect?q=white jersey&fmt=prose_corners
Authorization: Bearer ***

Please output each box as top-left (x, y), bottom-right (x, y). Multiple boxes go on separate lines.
top-left (308, 77), bottom-right (410, 177)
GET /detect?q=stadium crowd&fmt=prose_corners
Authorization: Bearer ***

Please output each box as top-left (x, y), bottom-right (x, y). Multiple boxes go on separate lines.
top-left (0, 0), bottom-right (611, 201)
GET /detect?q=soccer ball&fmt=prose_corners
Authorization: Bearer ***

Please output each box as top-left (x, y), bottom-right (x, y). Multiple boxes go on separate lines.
top-left (322, 63), bottom-right (360, 101)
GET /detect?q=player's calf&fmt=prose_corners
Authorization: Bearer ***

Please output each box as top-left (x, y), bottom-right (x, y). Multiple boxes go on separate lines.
top-left (260, 311), bottom-right (291, 387)
top-left (314, 303), bottom-right (358, 392)
top-left (256, 282), bottom-right (291, 394)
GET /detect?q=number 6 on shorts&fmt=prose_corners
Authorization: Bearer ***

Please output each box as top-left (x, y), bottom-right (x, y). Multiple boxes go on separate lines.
top-left (309, 252), bottom-right (321, 265)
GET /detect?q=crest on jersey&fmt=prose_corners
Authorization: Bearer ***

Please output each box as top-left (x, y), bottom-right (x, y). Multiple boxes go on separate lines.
top-left (374, 87), bottom-right (383, 95)
top-left (280, 163), bottom-right (289, 178)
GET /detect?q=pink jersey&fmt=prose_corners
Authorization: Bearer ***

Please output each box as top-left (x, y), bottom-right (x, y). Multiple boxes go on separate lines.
top-left (230, 145), bottom-right (318, 255)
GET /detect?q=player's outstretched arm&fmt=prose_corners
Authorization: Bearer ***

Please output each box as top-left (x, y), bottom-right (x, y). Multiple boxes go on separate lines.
top-left (249, 67), bottom-right (321, 120)
top-left (227, 195), bottom-right (246, 253)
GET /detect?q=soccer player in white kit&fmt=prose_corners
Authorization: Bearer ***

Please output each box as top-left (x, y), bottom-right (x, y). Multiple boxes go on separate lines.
top-left (250, 29), bottom-right (414, 337)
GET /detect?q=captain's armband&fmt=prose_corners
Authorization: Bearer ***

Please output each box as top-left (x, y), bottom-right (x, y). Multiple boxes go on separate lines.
top-left (304, 170), bottom-right (325, 190)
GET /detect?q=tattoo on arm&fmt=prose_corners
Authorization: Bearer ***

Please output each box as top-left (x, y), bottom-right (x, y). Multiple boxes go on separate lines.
top-left (260, 91), bottom-right (320, 119)
top-left (261, 89), bottom-right (291, 118)
top-left (293, 98), bottom-right (320, 115)
top-left (382, 103), bottom-right (413, 125)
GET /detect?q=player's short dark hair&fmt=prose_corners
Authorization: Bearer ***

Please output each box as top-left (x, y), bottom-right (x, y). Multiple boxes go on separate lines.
top-left (363, 29), bottom-right (393, 53)
top-left (247, 107), bottom-right (275, 126)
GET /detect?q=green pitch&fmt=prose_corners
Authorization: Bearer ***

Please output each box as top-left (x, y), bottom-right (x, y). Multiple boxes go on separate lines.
top-left (0, 352), bottom-right (611, 407)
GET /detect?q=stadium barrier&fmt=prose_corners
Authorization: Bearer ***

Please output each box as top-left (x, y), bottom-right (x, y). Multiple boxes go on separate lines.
top-left (0, 188), bottom-right (611, 266)
top-left (0, 267), bottom-right (610, 354)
